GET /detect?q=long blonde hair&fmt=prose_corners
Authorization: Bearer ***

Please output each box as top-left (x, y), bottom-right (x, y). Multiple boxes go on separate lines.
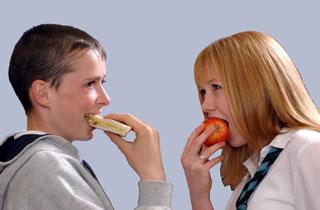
top-left (194, 31), bottom-right (320, 190)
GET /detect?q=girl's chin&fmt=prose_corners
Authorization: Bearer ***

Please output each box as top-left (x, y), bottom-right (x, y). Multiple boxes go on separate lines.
top-left (228, 139), bottom-right (248, 148)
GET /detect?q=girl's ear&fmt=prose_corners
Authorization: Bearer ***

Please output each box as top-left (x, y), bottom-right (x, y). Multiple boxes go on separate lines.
top-left (29, 80), bottom-right (51, 109)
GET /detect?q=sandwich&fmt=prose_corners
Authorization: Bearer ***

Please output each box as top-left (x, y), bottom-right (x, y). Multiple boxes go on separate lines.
top-left (84, 114), bottom-right (132, 137)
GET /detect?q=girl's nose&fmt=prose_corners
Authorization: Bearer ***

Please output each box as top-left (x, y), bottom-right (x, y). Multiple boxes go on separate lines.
top-left (201, 94), bottom-right (216, 113)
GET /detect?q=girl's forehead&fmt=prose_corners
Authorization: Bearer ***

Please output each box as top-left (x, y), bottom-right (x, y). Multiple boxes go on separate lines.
top-left (195, 64), bottom-right (221, 85)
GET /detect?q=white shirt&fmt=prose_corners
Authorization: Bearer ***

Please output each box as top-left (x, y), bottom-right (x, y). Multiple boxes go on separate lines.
top-left (225, 128), bottom-right (320, 210)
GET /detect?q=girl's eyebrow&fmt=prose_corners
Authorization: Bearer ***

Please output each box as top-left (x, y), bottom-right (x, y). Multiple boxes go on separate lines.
top-left (206, 78), bottom-right (221, 83)
top-left (197, 78), bottom-right (221, 88)
top-left (197, 85), bottom-right (203, 89)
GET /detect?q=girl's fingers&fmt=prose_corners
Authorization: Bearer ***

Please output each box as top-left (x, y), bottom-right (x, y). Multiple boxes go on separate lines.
top-left (199, 141), bottom-right (225, 162)
top-left (182, 124), bottom-right (205, 158)
top-left (201, 142), bottom-right (225, 157)
top-left (205, 155), bottom-right (224, 170)
top-left (188, 127), bottom-right (216, 156)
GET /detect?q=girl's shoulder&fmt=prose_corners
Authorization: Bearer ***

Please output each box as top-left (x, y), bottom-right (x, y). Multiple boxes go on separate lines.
top-left (283, 128), bottom-right (320, 158)
top-left (289, 128), bottom-right (320, 145)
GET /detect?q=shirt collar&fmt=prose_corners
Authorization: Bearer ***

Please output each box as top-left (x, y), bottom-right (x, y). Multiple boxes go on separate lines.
top-left (243, 127), bottom-right (296, 177)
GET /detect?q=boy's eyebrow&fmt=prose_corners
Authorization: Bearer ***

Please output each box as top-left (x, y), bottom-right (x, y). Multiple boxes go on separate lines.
top-left (84, 75), bottom-right (106, 81)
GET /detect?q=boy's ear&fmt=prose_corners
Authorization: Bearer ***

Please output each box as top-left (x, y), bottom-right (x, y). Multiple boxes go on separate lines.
top-left (29, 80), bottom-right (51, 108)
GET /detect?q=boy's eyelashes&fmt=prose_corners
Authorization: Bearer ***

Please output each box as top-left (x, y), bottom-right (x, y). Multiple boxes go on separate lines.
top-left (86, 79), bottom-right (106, 88)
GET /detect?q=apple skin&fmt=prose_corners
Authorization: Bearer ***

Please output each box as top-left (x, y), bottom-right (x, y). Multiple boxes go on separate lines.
top-left (203, 117), bottom-right (229, 146)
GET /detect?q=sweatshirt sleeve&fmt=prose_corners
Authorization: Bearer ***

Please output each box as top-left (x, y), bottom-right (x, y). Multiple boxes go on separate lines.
top-left (135, 180), bottom-right (173, 210)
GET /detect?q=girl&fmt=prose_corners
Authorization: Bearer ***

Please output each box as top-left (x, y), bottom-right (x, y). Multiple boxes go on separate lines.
top-left (181, 31), bottom-right (320, 210)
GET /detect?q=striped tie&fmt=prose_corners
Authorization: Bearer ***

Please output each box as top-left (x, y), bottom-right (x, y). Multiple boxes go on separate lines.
top-left (236, 147), bottom-right (283, 210)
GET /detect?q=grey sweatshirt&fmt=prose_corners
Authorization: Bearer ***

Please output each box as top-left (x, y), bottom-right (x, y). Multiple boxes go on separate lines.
top-left (0, 133), bottom-right (172, 210)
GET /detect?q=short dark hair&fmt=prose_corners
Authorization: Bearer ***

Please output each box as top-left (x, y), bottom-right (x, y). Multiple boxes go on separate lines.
top-left (8, 24), bottom-right (106, 114)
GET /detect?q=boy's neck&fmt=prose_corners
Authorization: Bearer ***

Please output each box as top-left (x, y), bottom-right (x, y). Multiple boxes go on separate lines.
top-left (26, 111), bottom-right (52, 134)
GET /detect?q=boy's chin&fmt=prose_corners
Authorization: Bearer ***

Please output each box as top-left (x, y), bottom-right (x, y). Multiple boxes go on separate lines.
top-left (72, 131), bottom-right (95, 141)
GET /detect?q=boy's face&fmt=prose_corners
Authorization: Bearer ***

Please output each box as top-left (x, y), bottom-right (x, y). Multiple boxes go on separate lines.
top-left (47, 49), bottom-right (110, 141)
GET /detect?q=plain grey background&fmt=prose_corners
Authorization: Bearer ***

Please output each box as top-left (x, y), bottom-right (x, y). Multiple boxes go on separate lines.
top-left (1, 1), bottom-right (319, 209)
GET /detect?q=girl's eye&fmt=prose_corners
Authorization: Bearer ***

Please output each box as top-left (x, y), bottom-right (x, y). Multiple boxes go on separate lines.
top-left (199, 89), bottom-right (206, 97)
top-left (101, 79), bottom-right (106, 85)
top-left (212, 84), bottom-right (222, 91)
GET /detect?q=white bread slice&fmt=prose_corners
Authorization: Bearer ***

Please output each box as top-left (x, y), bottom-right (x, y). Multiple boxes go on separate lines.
top-left (85, 114), bottom-right (131, 137)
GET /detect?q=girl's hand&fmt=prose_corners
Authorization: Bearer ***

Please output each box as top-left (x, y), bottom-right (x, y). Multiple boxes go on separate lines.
top-left (181, 124), bottom-right (225, 210)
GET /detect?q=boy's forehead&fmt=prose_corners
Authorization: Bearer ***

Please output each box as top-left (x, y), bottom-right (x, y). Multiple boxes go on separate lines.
top-left (67, 49), bottom-right (104, 69)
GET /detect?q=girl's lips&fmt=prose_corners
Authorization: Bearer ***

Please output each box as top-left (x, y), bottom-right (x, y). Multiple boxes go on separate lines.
top-left (207, 116), bottom-right (229, 124)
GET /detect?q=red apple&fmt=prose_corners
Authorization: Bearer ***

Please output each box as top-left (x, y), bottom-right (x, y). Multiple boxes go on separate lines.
top-left (203, 117), bottom-right (229, 146)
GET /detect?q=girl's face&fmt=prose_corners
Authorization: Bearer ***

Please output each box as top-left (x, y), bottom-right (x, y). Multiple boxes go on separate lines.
top-left (47, 49), bottom-right (110, 141)
top-left (198, 74), bottom-right (247, 148)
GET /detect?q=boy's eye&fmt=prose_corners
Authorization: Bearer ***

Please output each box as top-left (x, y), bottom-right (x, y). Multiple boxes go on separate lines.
top-left (86, 79), bottom-right (106, 88)
top-left (87, 81), bottom-right (95, 88)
